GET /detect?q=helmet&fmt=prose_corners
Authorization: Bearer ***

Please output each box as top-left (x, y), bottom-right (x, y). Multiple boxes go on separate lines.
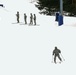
top-left (55, 46), bottom-right (57, 49)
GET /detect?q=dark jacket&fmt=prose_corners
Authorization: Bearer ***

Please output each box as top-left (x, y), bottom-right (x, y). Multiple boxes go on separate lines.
top-left (53, 49), bottom-right (61, 55)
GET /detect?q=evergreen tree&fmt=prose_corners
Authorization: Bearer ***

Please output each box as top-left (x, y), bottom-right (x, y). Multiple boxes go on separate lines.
top-left (35, 0), bottom-right (60, 15)
top-left (35, 0), bottom-right (76, 16)
top-left (63, 0), bottom-right (76, 15)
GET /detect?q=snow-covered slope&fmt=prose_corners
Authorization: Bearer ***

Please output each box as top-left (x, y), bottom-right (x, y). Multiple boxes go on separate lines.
top-left (0, 0), bottom-right (76, 75)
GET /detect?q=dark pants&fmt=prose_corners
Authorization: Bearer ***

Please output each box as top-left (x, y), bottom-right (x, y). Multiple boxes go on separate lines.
top-left (24, 20), bottom-right (27, 24)
top-left (17, 18), bottom-right (19, 23)
top-left (54, 54), bottom-right (62, 63)
top-left (34, 19), bottom-right (36, 25)
top-left (30, 20), bottom-right (33, 25)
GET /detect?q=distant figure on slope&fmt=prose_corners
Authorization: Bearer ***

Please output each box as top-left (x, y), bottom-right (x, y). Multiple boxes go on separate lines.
top-left (0, 4), bottom-right (4, 7)
top-left (52, 47), bottom-right (62, 64)
top-left (29, 13), bottom-right (33, 25)
top-left (24, 13), bottom-right (27, 24)
top-left (33, 14), bottom-right (36, 25)
top-left (16, 11), bottom-right (20, 23)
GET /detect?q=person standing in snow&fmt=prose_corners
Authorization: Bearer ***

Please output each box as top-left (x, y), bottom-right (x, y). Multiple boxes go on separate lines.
top-left (16, 11), bottom-right (20, 23)
top-left (29, 13), bottom-right (33, 25)
top-left (33, 14), bottom-right (36, 25)
top-left (52, 47), bottom-right (62, 64)
top-left (24, 13), bottom-right (27, 24)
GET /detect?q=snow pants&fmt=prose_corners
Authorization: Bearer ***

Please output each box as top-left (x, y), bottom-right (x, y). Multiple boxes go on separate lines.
top-left (54, 54), bottom-right (62, 63)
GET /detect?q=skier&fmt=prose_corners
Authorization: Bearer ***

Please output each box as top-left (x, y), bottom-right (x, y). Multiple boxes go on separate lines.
top-left (24, 13), bottom-right (27, 24)
top-left (52, 47), bottom-right (62, 64)
top-left (29, 13), bottom-right (33, 25)
top-left (33, 14), bottom-right (36, 25)
top-left (16, 11), bottom-right (20, 23)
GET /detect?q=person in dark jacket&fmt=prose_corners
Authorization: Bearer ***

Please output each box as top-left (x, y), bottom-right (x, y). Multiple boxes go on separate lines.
top-left (24, 13), bottom-right (27, 24)
top-left (16, 11), bottom-right (20, 23)
top-left (29, 13), bottom-right (33, 25)
top-left (33, 14), bottom-right (36, 25)
top-left (52, 47), bottom-right (62, 64)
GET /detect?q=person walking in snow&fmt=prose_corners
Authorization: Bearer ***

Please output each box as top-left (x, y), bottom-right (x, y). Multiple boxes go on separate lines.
top-left (24, 13), bottom-right (27, 24)
top-left (52, 47), bottom-right (62, 64)
top-left (16, 11), bottom-right (20, 23)
top-left (33, 14), bottom-right (36, 25)
top-left (29, 13), bottom-right (33, 25)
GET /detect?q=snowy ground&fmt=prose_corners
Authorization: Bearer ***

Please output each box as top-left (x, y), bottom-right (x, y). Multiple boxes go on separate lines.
top-left (0, 0), bottom-right (76, 75)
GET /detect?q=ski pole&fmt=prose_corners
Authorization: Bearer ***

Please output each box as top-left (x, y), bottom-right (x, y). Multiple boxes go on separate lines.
top-left (51, 55), bottom-right (54, 63)
top-left (60, 53), bottom-right (65, 61)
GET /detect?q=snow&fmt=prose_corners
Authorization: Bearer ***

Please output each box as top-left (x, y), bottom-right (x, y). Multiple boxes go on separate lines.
top-left (0, 0), bottom-right (76, 75)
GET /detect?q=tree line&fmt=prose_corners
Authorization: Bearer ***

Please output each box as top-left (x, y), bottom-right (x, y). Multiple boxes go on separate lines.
top-left (35, 0), bottom-right (76, 16)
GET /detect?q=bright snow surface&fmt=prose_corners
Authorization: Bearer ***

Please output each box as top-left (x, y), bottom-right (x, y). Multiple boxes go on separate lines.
top-left (0, 0), bottom-right (76, 75)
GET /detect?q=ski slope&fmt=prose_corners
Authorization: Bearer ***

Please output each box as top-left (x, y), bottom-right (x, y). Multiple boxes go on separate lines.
top-left (0, 0), bottom-right (76, 75)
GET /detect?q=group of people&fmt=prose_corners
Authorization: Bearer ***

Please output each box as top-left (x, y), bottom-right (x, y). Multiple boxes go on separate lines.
top-left (16, 11), bottom-right (36, 25)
